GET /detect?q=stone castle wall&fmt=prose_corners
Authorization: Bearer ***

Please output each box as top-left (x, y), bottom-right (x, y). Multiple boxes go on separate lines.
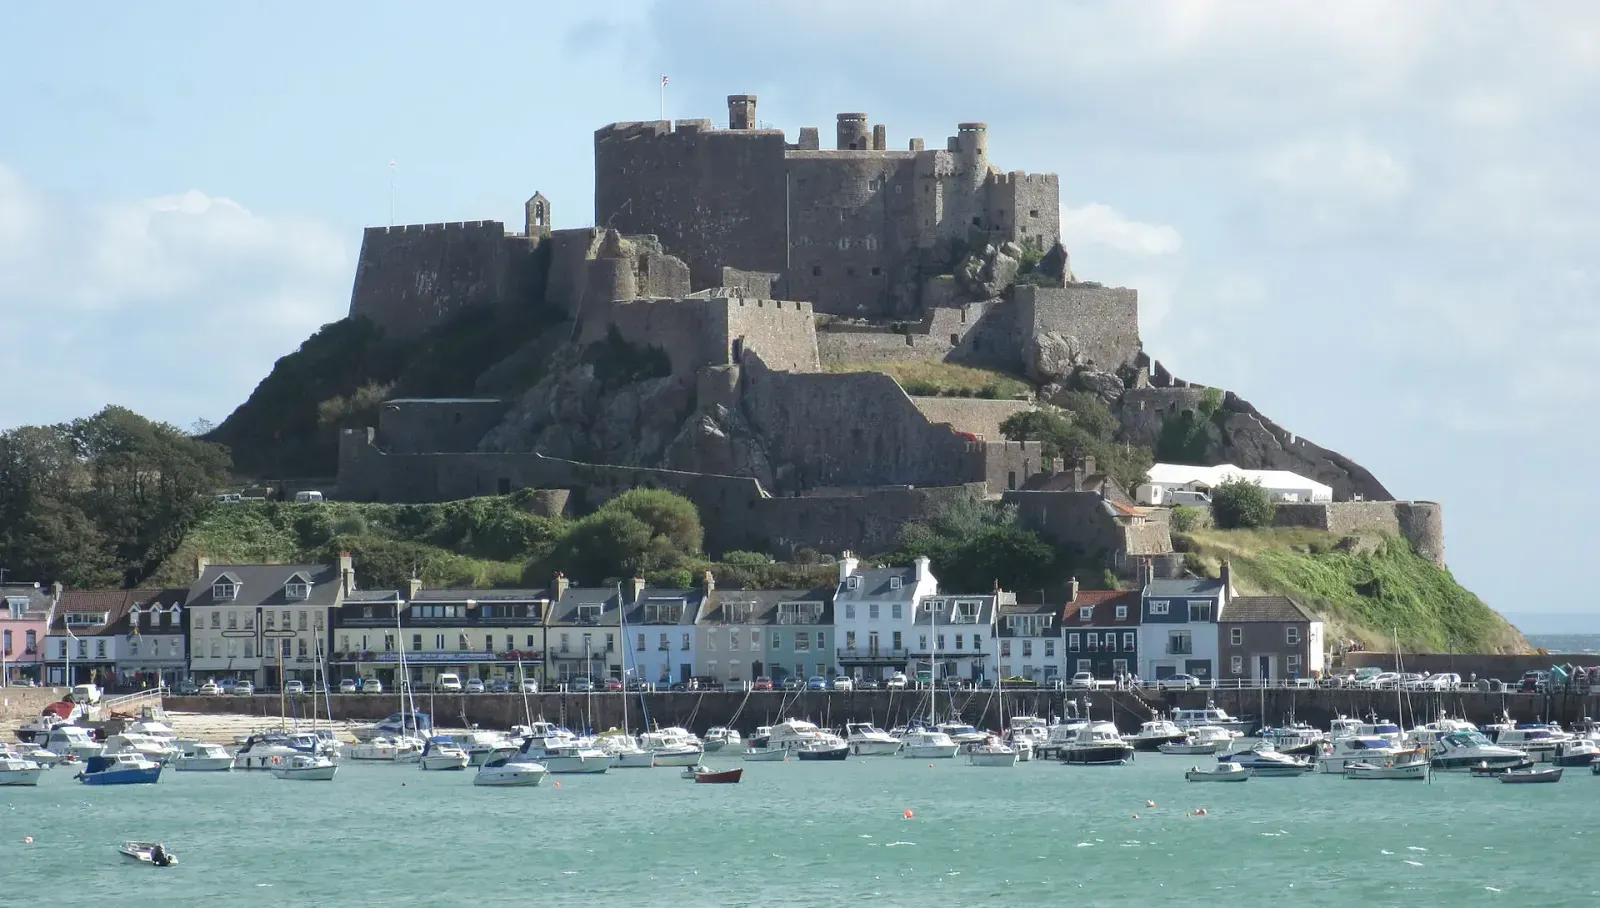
top-left (909, 397), bottom-right (1033, 441)
top-left (348, 221), bottom-right (537, 340)
top-left (1273, 501), bottom-right (1446, 566)
top-left (377, 399), bottom-right (512, 454)
top-left (579, 297), bottom-right (820, 378)
top-left (1016, 284), bottom-right (1141, 372)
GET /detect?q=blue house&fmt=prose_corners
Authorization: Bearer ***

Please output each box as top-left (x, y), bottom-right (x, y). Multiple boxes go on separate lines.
top-left (1136, 561), bottom-right (1232, 681)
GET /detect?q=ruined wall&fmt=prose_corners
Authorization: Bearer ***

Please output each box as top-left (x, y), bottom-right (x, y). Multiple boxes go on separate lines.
top-left (815, 300), bottom-right (1017, 369)
top-left (1016, 283), bottom-right (1141, 371)
top-left (348, 222), bottom-right (529, 340)
top-left (1273, 501), bottom-right (1446, 566)
top-left (580, 297), bottom-right (819, 378)
top-left (718, 267), bottom-right (779, 298)
top-left (376, 399), bottom-right (511, 454)
top-left (910, 397), bottom-right (1033, 440)
top-left (594, 121), bottom-right (789, 290)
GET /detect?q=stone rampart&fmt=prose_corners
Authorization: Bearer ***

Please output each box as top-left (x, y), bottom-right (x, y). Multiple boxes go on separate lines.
top-left (1274, 501), bottom-right (1445, 566)
top-left (909, 397), bottom-right (1033, 441)
top-left (580, 297), bottom-right (820, 377)
top-left (376, 399), bottom-right (511, 454)
top-left (1016, 283), bottom-right (1141, 371)
top-left (349, 221), bottom-right (531, 340)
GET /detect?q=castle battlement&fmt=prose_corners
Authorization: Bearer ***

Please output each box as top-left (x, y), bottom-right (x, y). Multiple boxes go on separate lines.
top-left (363, 220), bottom-right (505, 237)
top-left (987, 172), bottom-right (1057, 187)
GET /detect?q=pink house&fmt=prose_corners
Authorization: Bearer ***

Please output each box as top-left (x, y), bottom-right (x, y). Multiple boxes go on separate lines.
top-left (1, 582), bottom-right (59, 684)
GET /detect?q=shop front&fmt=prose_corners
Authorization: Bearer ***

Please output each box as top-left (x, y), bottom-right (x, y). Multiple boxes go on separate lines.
top-left (359, 650), bottom-right (545, 688)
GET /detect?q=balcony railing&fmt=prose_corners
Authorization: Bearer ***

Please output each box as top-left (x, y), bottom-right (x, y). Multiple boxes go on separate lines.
top-left (836, 647), bottom-right (908, 662)
top-left (1167, 643), bottom-right (1193, 655)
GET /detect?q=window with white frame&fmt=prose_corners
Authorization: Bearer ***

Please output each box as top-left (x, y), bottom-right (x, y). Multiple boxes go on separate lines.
top-left (1080, 606), bottom-right (1094, 621)
top-left (1045, 639), bottom-right (1055, 657)
top-left (845, 603), bottom-right (856, 619)
top-left (1104, 633), bottom-right (1117, 653)
top-left (285, 580), bottom-right (310, 600)
top-left (846, 577), bottom-right (859, 590)
top-left (1021, 640), bottom-right (1031, 657)
top-left (1115, 605), bottom-right (1128, 620)
top-left (1286, 626), bottom-right (1300, 645)
top-left (892, 603), bottom-right (903, 619)
top-left (1150, 600), bottom-right (1169, 615)
top-left (1077, 659), bottom-right (1091, 673)
top-left (1122, 631), bottom-right (1135, 651)
top-left (889, 577), bottom-right (901, 590)
top-left (1086, 634), bottom-right (1098, 652)
top-left (1231, 655), bottom-right (1243, 674)
top-left (1112, 658), bottom-right (1128, 675)
top-left (212, 579), bottom-right (238, 601)
top-left (1001, 640), bottom-right (1011, 656)
top-left (1230, 627), bottom-right (1242, 645)
top-left (1068, 633), bottom-right (1080, 652)
top-left (1288, 654), bottom-right (1302, 671)
top-left (211, 611), bottom-right (220, 628)
top-left (869, 603), bottom-right (880, 620)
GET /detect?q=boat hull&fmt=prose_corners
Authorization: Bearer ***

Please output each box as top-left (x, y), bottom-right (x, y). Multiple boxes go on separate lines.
top-left (1551, 751), bottom-right (1599, 768)
top-left (797, 745), bottom-right (850, 761)
top-left (850, 740), bottom-right (902, 756)
top-left (900, 744), bottom-right (960, 759)
top-left (273, 765), bottom-right (337, 781)
top-left (693, 768), bottom-right (743, 783)
top-left (1500, 768), bottom-right (1562, 783)
top-left (1434, 753), bottom-right (1527, 772)
top-left (0, 768), bottom-right (42, 785)
top-left (1158, 742), bottom-right (1221, 755)
top-left (1346, 761), bottom-right (1428, 780)
top-left (1129, 734), bottom-right (1190, 752)
top-left (648, 749), bottom-right (704, 767)
top-left (1186, 769), bottom-right (1249, 782)
top-left (1061, 745), bottom-right (1135, 766)
top-left (80, 767), bottom-right (161, 785)
top-left (743, 748), bottom-right (787, 762)
top-left (466, 747), bottom-right (519, 767)
top-left (420, 754), bottom-right (471, 771)
top-left (173, 757), bottom-right (234, 772)
top-left (968, 752), bottom-right (1018, 767)
top-left (612, 751), bottom-right (657, 768)
top-left (544, 755), bottom-right (610, 774)
top-left (475, 763), bottom-right (547, 786)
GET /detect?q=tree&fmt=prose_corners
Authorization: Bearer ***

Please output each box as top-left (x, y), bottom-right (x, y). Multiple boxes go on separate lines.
top-left (1211, 477), bottom-right (1277, 529)
top-left (598, 489), bottom-right (703, 557)
top-left (894, 499), bottom-right (1061, 593)
top-left (1000, 403), bottom-right (1154, 491)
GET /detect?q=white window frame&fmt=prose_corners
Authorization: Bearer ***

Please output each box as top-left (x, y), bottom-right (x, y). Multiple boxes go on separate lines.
top-left (1067, 633), bottom-right (1080, 652)
top-left (1286, 626), bottom-right (1300, 645)
top-left (1150, 600), bottom-right (1169, 615)
top-left (1080, 606), bottom-right (1094, 622)
top-left (1115, 605), bottom-right (1128, 620)
top-left (1122, 631), bottom-right (1135, 651)
top-left (1231, 655), bottom-right (1243, 674)
top-left (1230, 627), bottom-right (1242, 646)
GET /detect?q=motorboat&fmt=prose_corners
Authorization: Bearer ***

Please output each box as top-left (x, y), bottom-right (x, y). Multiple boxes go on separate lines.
top-left (1125, 717), bottom-right (1188, 751)
top-left (1171, 706), bottom-right (1252, 736)
top-left (0, 756), bottom-right (43, 785)
top-left (42, 726), bottom-right (105, 761)
top-left (1186, 762), bottom-right (1249, 782)
top-left (517, 738), bottom-right (611, 774)
top-left (1404, 714), bottom-right (1479, 748)
top-left (1346, 758), bottom-right (1429, 780)
top-left (1499, 765), bottom-right (1563, 784)
top-left (119, 842), bottom-right (177, 866)
top-left (102, 733), bottom-right (179, 765)
top-left (14, 711), bottom-right (67, 744)
top-left (233, 734), bottom-right (316, 770)
top-left (1429, 731), bottom-right (1527, 772)
top-left (938, 723), bottom-right (990, 751)
top-left (123, 709), bottom-right (179, 743)
top-left (1353, 719), bottom-right (1405, 745)
top-left (703, 727), bottom-right (741, 752)
top-left (77, 753), bottom-right (161, 785)
top-left (1007, 716), bottom-right (1050, 755)
top-left (173, 742), bottom-right (233, 772)
top-left (1497, 724), bottom-right (1577, 763)
top-left (352, 711), bottom-right (433, 742)
top-left (474, 755), bottom-right (548, 786)
top-left (690, 766), bottom-right (742, 784)
top-left (746, 726), bottom-right (773, 749)
top-left (639, 728), bottom-right (704, 767)
top-left (1042, 718), bottom-right (1090, 757)
top-left (347, 736), bottom-right (425, 762)
top-left (1218, 743), bottom-right (1312, 777)
top-left (1480, 710), bottom-right (1516, 743)
top-left (967, 736), bottom-right (1019, 767)
top-left (1472, 759), bottom-right (1535, 777)
top-left (846, 722), bottom-right (901, 756)
top-left (1258, 722), bottom-right (1327, 756)
top-left (1159, 725), bottom-right (1234, 755)
top-left (4, 742), bottom-right (62, 768)
top-left (1315, 736), bottom-right (1407, 774)
top-left (795, 737), bottom-right (850, 761)
top-left (1060, 721), bottom-right (1136, 766)
top-left (742, 745), bottom-right (788, 762)
top-left (898, 728), bottom-right (961, 759)
top-left (418, 738), bottom-right (471, 771)
top-left (1551, 738), bottom-right (1600, 767)
top-left (764, 719), bottom-right (829, 753)
top-left (272, 753), bottom-right (338, 781)
top-left (595, 731), bottom-right (655, 768)
top-left (454, 731), bottom-right (520, 766)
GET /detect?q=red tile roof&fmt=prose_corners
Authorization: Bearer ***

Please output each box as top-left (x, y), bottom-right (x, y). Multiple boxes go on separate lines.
top-left (1060, 590), bottom-right (1141, 627)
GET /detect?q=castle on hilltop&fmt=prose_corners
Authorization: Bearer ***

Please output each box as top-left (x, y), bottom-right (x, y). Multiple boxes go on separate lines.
top-left (334, 93), bottom-right (1441, 573)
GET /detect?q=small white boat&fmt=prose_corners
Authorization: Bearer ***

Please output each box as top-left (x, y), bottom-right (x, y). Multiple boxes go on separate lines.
top-left (3, 742), bottom-right (62, 768)
top-left (742, 745), bottom-right (788, 762)
top-left (1159, 726), bottom-right (1235, 755)
top-left (899, 729), bottom-right (961, 759)
top-left (119, 842), bottom-right (177, 866)
top-left (1186, 762), bottom-right (1249, 782)
top-left (173, 743), bottom-right (233, 772)
top-left (967, 737), bottom-right (1018, 767)
top-left (1499, 765), bottom-right (1563, 784)
top-left (272, 753), bottom-right (338, 781)
top-left (347, 736), bottom-right (424, 762)
top-left (418, 739), bottom-right (471, 771)
top-left (1345, 758), bottom-right (1429, 780)
top-left (639, 729), bottom-right (704, 767)
top-left (846, 722), bottom-right (902, 756)
top-left (474, 757), bottom-right (548, 786)
top-left (1126, 717), bottom-right (1189, 751)
top-left (0, 756), bottom-right (43, 785)
top-left (15, 712), bottom-right (67, 745)
top-left (595, 731), bottom-right (655, 768)
top-left (455, 731), bottom-right (520, 766)
top-left (1217, 743), bottom-right (1312, 777)
top-left (42, 726), bottom-right (105, 761)
top-left (703, 727), bottom-right (741, 752)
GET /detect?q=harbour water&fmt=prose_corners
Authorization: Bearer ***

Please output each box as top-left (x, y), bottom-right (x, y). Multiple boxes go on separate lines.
top-left (3, 753), bottom-right (1598, 907)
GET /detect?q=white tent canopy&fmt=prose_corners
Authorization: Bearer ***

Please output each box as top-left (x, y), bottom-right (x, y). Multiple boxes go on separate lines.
top-left (1136, 463), bottom-right (1333, 505)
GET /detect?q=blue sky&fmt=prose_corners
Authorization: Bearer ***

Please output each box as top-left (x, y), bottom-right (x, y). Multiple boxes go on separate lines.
top-left (3, 2), bottom-right (1596, 630)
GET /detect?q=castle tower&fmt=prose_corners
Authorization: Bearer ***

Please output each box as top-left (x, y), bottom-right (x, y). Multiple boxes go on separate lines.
top-left (836, 113), bottom-right (869, 150)
top-left (728, 94), bottom-right (757, 130)
top-left (524, 192), bottom-right (551, 236)
top-left (956, 123), bottom-right (989, 159)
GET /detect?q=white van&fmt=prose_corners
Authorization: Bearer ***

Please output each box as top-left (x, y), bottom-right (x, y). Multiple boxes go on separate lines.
top-left (1165, 489), bottom-right (1212, 506)
top-left (293, 490), bottom-right (325, 503)
top-left (215, 493), bottom-right (243, 504)
top-left (435, 673), bottom-right (463, 692)
top-left (70, 683), bottom-right (103, 705)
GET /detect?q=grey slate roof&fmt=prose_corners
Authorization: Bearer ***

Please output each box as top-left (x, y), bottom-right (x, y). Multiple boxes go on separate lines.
top-left (345, 589), bottom-right (403, 602)
top-left (702, 587), bottom-right (834, 626)
top-left (835, 567), bottom-right (917, 602)
top-left (996, 601), bottom-right (1059, 637)
top-left (1144, 578), bottom-right (1225, 599)
top-left (623, 589), bottom-right (705, 627)
top-left (547, 587), bottom-right (622, 626)
top-left (1222, 596), bottom-right (1315, 623)
top-left (187, 564), bottom-right (344, 608)
top-left (914, 594), bottom-right (997, 628)
top-left (1, 584), bottom-right (55, 618)
top-left (413, 588), bottom-right (553, 602)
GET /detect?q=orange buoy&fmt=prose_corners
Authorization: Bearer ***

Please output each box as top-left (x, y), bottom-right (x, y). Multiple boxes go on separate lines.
top-left (904, 809), bottom-right (914, 819)
top-left (24, 836), bottom-right (34, 844)
top-left (553, 781), bottom-right (561, 788)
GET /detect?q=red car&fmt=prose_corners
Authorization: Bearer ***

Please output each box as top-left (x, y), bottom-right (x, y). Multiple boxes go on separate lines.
top-left (604, 678), bottom-right (624, 692)
top-left (751, 676), bottom-right (774, 691)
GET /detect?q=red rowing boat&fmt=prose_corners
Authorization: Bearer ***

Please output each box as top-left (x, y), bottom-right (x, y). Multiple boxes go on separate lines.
top-left (693, 767), bottom-right (743, 784)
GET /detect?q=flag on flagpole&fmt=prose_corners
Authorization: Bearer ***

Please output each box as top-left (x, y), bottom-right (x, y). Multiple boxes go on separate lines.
top-left (661, 74), bottom-right (669, 85)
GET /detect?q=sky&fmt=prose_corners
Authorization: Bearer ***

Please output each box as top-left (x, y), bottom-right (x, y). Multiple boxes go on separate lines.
top-left (2, 2), bottom-right (1596, 631)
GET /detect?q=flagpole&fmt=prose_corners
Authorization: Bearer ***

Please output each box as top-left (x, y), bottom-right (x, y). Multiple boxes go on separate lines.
top-left (659, 74), bottom-right (668, 122)
top-left (388, 160), bottom-right (396, 227)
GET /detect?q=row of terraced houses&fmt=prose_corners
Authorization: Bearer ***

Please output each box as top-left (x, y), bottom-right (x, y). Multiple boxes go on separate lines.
top-left (1, 553), bottom-right (1322, 690)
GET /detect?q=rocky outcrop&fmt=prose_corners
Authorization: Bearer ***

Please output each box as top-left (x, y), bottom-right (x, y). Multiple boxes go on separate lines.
top-left (1036, 241), bottom-right (1076, 285)
top-left (1024, 330), bottom-right (1086, 383)
top-left (956, 242), bottom-right (1022, 300)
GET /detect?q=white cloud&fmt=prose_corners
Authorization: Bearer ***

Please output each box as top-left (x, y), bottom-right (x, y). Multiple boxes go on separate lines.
top-left (0, 165), bottom-right (351, 430)
top-left (1060, 203), bottom-right (1182, 256)
top-left (1258, 136), bottom-right (1410, 205)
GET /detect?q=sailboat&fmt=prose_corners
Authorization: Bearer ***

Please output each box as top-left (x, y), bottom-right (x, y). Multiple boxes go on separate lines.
top-left (969, 634), bottom-right (1017, 767)
top-left (900, 602), bottom-right (959, 759)
top-left (271, 646), bottom-right (336, 781)
top-left (600, 597), bottom-right (654, 768)
top-left (350, 605), bottom-right (425, 762)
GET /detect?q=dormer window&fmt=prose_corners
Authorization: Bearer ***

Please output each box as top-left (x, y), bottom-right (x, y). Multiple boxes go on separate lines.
top-left (5, 597), bottom-right (29, 618)
top-left (212, 578), bottom-right (239, 601)
top-left (285, 580), bottom-right (311, 600)
top-left (1115, 605), bottom-right (1128, 620)
top-left (128, 605), bottom-right (142, 623)
top-left (889, 577), bottom-right (901, 590)
top-left (1081, 606), bottom-right (1094, 621)
top-left (846, 577), bottom-right (860, 590)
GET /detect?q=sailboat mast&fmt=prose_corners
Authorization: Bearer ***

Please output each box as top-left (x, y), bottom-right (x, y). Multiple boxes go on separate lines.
top-left (617, 582), bottom-right (630, 735)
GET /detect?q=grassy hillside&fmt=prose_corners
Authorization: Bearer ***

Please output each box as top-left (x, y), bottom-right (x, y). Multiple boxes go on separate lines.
top-left (1176, 527), bottom-right (1528, 654)
top-left (824, 360), bottom-right (1031, 399)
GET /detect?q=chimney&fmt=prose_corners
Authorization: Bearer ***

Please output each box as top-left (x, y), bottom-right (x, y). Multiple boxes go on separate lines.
top-left (913, 555), bottom-right (931, 582)
top-left (51, 581), bottom-right (63, 603)
top-left (405, 577), bottom-right (423, 601)
top-left (1142, 558), bottom-right (1155, 588)
top-left (631, 575), bottom-right (646, 603)
top-left (703, 570), bottom-right (715, 594)
top-left (1068, 577), bottom-right (1079, 603)
top-left (839, 551), bottom-right (859, 584)
top-left (872, 123), bottom-right (886, 150)
top-left (553, 571), bottom-right (570, 600)
top-left (1220, 559), bottom-right (1233, 596)
top-left (1082, 455), bottom-right (1096, 475)
top-left (338, 552), bottom-right (355, 595)
top-left (195, 555), bottom-right (211, 580)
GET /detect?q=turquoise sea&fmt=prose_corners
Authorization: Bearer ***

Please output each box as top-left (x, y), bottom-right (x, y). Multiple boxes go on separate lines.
top-left (3, 753), bottom-right (1597, 907)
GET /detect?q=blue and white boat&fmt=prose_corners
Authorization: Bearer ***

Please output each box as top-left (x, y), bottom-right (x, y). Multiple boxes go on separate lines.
top-left (1429, 730), bottom-right (1532, 772)
top-left (354, 711), bottom-right (433, 742)
top-left (1217, 742), bottom-right (1312, 776)
top-left (77, 753), bottom-right (161, 785)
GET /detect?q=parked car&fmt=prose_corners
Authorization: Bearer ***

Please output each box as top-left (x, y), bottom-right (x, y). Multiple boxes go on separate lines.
top-left (363, 678), bottom-right (384, 694)
top-left (465, 678), bottom-right (487, 694)
top-left (885, 673), bottom-right (908, 690)
top-left (830, 676), bottom-right (854, 691)
top-left (1520, 671), bottom-right (1548, 693)
top-left (1391, 672), bottom-right (1427, 690)
top-left (284, 680), bottom-right (305, 696)
top-left (914, 670), bottom-right (934, 689)
top-left (521, 679), bottom-right (540, 693)
top-left (488, 679), bottom-right (510, 694)
top-left (569, 677), bottom-right (595, 693)
top-left (1414, 672), bottom-right (1460, 691)
top-left (199, 681), bottom-right (221, 696)
top-left (1000, 676), bottom-right (1039, 689)
top-left (1069, 672), bottom-right (1097, 690)
top-left (781, 677), bottom-right (804, 691)
top-left (604, 678), bottom-right (624, 692)
top-left (177, 679), bottom-right (199, 695)
top-left (218, 678), bottom-right (237, 693)
top-left (751, 676), bottom-right (774, 691)
top-left (1156, 674), bottom-right (1204, 691)
top-left (338, 679), bottom-right (358, 694)
top-left (234, 681), bottom-right (255, 696)
top-left (854, 677), bottom-right (879, 691)
top-left (1353, 671), bottom-right (1397, 690)
top-left (624, 679), bottom-right (647, 692)
top-left (435, 673), bottom-right (464, 693)
top-left (806, 676), bottom-right (828, 691)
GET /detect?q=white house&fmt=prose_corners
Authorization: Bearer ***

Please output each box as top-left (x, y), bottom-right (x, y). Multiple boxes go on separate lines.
top-left (833, 553), bottom-right (937, 682)
top-left (1138, 564), bottom-right (1233, 682)
top-left (915, 593), bottom-right (1001, 682)
top-left (1135, 463), bottom-right (1334, 506)
top-left (995, 599), bottom-right (1063, 684)
top-left (186, 557), bottom-right (350, 687)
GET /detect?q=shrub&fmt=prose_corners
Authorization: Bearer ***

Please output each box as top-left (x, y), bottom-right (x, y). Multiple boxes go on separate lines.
top-left (1211, 478), bottom-right (1277, 529)
top-left (1169, 505), bottom-right (1201, 533)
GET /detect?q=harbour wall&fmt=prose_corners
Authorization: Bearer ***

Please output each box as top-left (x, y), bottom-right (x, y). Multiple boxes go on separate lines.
top-left (163, 687), bottom-right (1599, 737)
top-left (0, 687), bottom-right (69, 721)
top-left (1342, 652), bottom-right (1598, 681)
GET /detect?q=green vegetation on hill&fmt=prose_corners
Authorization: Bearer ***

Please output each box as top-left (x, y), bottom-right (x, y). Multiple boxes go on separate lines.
top-left (999, 395), bottom-right (1154, 491)
top-left (1175, 526), bottom-right (1527, 654)
top-left (824, 360), bottom-right (1031, 399)
top-left (208, 306), bottom-right (562, 479)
